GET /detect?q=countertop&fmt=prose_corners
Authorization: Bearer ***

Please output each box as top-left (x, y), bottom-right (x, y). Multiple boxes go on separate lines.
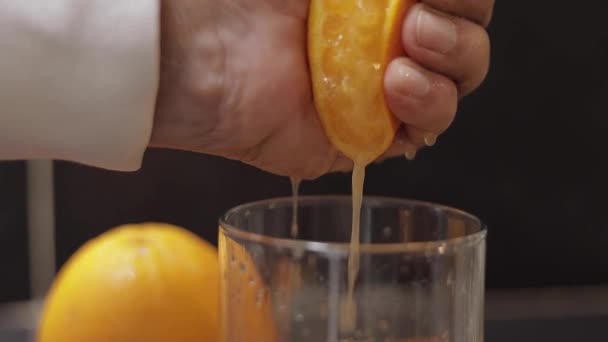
top-left (2, 286), bottom-right (608, 341)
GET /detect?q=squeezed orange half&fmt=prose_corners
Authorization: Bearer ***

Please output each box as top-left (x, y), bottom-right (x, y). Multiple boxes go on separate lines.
top-left (308, 0), bottom-right (415, 164)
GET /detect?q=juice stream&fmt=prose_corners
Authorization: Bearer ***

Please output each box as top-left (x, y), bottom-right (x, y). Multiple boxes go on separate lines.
top-left (341, 162), bottom-right (366, 333)
top-left (290, 177), bottom-right (301, 238)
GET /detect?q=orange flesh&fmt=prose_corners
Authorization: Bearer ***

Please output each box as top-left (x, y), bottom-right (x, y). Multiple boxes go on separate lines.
top-left (309, 0), bottom-right (415, 164)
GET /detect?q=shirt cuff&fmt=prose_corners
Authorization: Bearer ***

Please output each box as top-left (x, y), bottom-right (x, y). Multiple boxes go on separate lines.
top-left (0, 0), bottom-right (160, 171)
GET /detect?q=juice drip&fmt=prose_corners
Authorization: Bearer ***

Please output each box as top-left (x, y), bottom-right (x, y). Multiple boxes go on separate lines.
top-left (290, 177), bottom-right (301, 238)
top-left (288, 178), bottom-right (302, 319)
top-left (341, 162), bottom-right (366, 333)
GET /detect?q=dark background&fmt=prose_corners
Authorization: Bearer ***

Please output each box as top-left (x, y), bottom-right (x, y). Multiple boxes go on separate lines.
top-left (0, 162), bottom-right (29, 302)
top-left (2, 1), bottom-right (608, 302)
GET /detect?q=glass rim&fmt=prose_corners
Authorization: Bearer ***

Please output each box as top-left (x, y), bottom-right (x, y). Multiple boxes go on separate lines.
top-left (219, 195), bottom-right (487, 255)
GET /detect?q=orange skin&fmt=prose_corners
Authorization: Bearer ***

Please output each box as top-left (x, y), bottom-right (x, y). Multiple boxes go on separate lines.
top-left (37, 224), bottom-right (222, 342)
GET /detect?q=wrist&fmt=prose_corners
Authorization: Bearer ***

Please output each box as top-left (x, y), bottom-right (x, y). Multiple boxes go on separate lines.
top-left (150, 0), bottom-right (228, 153)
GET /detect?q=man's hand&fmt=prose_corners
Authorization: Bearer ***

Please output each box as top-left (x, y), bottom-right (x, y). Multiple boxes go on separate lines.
top-left (152, 0), bottom-right (494, 180)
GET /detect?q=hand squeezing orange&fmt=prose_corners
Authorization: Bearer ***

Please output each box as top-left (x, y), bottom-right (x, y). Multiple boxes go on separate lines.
top-left (309, 0), bottom-right (416, 164)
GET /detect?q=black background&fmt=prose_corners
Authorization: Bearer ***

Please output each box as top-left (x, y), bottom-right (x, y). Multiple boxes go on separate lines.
top-left (0, 162), bottom-right (29, 302)
top-left (3, 0), bottom-right (608, 301)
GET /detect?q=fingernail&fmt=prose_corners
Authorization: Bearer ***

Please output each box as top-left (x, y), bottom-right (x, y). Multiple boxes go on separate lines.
top-left (424, 134), bottom-right (437, 146)
top-left (396, 62), bottom-right (430, 98)
top-left (416, 6), bottom-right (458, 54)
top-left (405, 150), bottom-right (417, 161)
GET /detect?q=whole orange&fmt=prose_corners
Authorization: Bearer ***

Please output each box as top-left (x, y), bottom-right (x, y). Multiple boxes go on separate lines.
top-left (37, 223), bottom-right (220, 342)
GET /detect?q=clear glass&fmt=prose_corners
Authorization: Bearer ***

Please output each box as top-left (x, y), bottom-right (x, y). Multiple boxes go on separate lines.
top-left (219, 196), bottom-right (486, 342)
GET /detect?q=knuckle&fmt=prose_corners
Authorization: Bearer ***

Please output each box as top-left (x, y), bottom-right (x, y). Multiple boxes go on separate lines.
top-left (388, 93), bottom-right (424, 124)
top-left (424, 0), bottom-right (495, 27)
top-left (480, 0), bottom-right (496, 27)
top-left (468, 0), bottom-right (495, 27)
top-left (435, 76), bottom-right (458, 102)
top-left (456, 26), bottom-right (490, 95)
top-left (406, 78), bottom-right (457, 131)
top-left (434, 80), bottom-right (458, 125)
top-left (458, 17), bottom-right (491, 60)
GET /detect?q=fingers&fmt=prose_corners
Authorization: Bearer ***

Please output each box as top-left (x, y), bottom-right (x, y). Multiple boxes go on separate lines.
top-left (402, 3), bottom-right (491, 97)
top-left (332, 1), bottom-right (496, 169)
top-left (384, 57), bottom-right (458, 139)
top-left (381, 128), bottom-right (420, 161)
top-left (423, 0), bottom-right (495, 27)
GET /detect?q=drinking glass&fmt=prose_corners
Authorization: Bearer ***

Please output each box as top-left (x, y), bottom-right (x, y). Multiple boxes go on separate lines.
top-left (219, 196), bottom-right (486, 342)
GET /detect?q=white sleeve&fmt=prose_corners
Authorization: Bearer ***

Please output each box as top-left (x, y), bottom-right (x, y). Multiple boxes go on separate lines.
top-left (0, 0), bottom-right (160, 171)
